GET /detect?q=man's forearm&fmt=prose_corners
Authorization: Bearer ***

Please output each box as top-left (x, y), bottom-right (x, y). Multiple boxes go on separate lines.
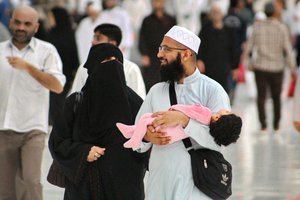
top-left (26, 63), bottom-right (63, 93)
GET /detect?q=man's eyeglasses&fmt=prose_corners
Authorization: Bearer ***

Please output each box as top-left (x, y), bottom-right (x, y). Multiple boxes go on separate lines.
top-left (158, 45), bottom-right (187, 52)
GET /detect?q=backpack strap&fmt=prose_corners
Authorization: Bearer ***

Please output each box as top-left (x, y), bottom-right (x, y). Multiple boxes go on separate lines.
top-left (169, 82), bottom-right (177, 106)
top-left (168, 82), bottom-right (193, 153)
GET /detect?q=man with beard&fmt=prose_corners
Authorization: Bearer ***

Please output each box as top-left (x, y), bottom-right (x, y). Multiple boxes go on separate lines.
top-left (0, 5), bottom-right (65, 200)
top-left (135, 25), bottom-right (231, 199)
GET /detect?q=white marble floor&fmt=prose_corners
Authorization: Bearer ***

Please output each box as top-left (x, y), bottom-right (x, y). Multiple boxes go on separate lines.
top-left (224, 72), bottom-right (300, 200)
top-left (42, 71), bottom-right (300, 200)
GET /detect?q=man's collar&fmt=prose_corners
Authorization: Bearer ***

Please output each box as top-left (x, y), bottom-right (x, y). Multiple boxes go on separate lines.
top-left (182, 67), bottom-right (200, 84)
top-left (27, 38), bottom-right (36, 51)
top-left (9, 37), bottom-right (36, 51)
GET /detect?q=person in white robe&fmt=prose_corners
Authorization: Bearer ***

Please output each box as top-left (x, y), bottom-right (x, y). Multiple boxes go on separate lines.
top-left (121, 0), bottom-right (151, 33)
top-left (101, 0), bottom-right (134, 59)
top-left (135, 25), bottom-right (231, 200)
top-left (75, 2), bottom-right (104, 63)
top-left (165, 0), bottom-right (203, 34)
top-left (70, 23), bottom-right (146, 99)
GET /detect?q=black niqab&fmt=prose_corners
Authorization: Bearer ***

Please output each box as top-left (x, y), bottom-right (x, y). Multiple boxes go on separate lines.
top-left (83, 43), bottom-right (124, 75)
top-left (77, 43), bottom-right (131, 145)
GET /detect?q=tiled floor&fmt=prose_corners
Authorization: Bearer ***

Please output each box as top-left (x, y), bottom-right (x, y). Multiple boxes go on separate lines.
top-left (42, 71), bottom-right (300, 200)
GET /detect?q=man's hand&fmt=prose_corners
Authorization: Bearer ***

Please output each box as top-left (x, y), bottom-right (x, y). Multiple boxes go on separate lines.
top-left (7, 56), bottom-right (64, 93)
top-left (7, 56), bottom-right (29, 71)
top-left (151, 111), bottom-right (189, 132)
top-left (143, 125), bottom-right (171, 145)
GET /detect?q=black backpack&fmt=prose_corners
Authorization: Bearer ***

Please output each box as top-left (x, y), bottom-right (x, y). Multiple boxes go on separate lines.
top-left (183, 139), bottom-right (232, 199)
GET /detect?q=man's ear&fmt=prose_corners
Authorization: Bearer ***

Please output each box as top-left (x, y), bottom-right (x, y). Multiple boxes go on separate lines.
top-left (34, 22), bottom-right (40, 34)
top-left (182, 49), bottom-right (192, 61)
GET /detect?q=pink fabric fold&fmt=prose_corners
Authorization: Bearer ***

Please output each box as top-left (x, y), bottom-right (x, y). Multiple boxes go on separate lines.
top-left (170, 104), bottom-right (211, 125)
top-left (116, 104), bottom-right (212, 150)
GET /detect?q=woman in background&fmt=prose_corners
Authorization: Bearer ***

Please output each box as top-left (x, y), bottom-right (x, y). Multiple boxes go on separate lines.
top-left (47, 6), bottom-right (79, 124)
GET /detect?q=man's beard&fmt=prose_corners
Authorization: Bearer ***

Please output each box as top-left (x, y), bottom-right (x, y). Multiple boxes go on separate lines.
top-left (160, 54), bottom-right (184, 82)
top-left (12, 30), bottom-right (34, 45)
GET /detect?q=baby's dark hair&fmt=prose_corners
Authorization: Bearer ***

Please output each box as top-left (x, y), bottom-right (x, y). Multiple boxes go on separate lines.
top-left (209, 114), bottom-right (242, 146)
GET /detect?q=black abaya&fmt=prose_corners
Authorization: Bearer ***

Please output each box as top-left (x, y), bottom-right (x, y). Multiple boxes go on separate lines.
top-left (49, 44), bottom-right (146, 200)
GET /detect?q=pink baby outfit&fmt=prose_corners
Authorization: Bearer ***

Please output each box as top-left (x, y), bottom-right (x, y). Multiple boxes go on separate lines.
top-left (116, 104), bottom-right (212, 150)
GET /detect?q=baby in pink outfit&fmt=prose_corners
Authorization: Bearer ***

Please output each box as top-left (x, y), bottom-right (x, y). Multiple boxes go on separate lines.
top-left (116, 104), bottom-right (242, 150)
top-left (117, 104), bottom-right (211, 149)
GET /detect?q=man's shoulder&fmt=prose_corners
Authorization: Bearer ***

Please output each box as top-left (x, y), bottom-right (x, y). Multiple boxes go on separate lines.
top-left (32, 37), bottom-right (57, 51)
top-left (276, 21), bottom-right (289, 32)
top-left (198, 73), bottom-right (218, 84)
top-left (33, 37), bottom-right (51, 45)
top-left (143, 13), bottom-right (157, 23)
top-left (224, 13), bottom-right (243, 27)
top-left (154, 81), bottom-right (168, 87)
top-left (198, 74), bottom-right (226, 91)
top-left (148, 82), bottom-right (168, 93)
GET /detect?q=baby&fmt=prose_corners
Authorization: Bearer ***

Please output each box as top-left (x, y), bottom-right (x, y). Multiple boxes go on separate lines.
top-left (116, 104), bottom-right (242, 150)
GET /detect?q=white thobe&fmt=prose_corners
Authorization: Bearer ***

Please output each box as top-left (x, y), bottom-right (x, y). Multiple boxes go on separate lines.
top-left (165, 0), bottom-right (205, 34)
top-left (121, 0), bottom-right (151, 32)
top-left (100, 7), bottom-right (133, 59)
top-left (136, 69), bottom-right (231, 200)
top-left (75, 15), bottom-right (104, 63)
top-left (0, 38), bottom-right (65, 133)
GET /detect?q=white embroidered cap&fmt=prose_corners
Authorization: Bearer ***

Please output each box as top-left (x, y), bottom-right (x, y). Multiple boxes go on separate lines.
top-left (165, 25), bottom-right (201, 54)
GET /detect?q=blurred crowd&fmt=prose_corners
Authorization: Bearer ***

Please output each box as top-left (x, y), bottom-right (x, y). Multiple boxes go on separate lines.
top-left (1, 0), bottom-right (300, 199)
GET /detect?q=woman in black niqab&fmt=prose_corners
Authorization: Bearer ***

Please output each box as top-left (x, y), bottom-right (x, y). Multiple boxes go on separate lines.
top-left (49, 43), bottom-right (146, 200)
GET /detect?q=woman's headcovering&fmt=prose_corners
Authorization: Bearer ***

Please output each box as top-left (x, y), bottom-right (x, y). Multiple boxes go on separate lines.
top-left (78, 43), bottom-right (132, 144)
top-left (50, 6), bottom-right (72, 30)
top-left (83, 43), bottom-right (123, 75)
